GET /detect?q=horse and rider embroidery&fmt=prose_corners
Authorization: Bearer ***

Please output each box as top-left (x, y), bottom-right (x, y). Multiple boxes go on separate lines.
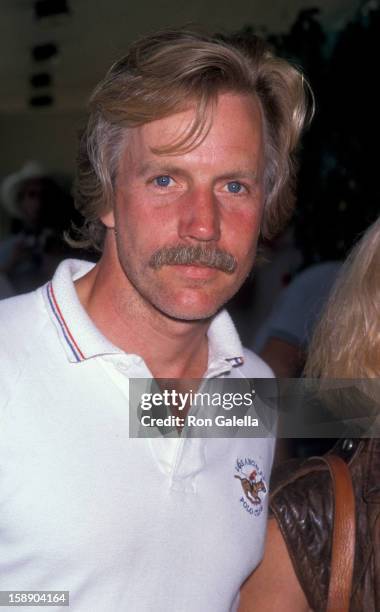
top-left (234, 458), bottom-right (267, 516)
top-left (234, 470), bottom-right (267, 505)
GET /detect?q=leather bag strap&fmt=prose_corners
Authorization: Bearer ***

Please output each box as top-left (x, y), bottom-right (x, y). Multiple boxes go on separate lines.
top-left (321, 455), bottom-right (356, 612)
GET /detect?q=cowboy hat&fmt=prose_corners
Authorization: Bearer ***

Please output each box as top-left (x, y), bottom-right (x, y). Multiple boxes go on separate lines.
top-left (1, 161), bottom-right (47, 218)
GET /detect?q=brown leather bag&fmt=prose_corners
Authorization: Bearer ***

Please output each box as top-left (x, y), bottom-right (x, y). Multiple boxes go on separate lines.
top-left (269, 439), bottom-right (380, 612)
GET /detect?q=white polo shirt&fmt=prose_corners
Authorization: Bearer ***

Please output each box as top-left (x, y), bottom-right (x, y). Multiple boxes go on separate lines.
top-left (0, 259), bottom-right (275, 612)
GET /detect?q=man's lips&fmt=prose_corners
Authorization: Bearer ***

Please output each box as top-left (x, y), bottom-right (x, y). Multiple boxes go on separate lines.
top-left (168, 263), bottom-right (220, 279)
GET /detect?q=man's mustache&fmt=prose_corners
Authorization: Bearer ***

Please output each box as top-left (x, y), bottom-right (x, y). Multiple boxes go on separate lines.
top-left (149, 245), bottom-right (237, 274)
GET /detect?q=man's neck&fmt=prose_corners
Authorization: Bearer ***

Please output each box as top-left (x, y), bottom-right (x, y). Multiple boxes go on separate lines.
top-left (75, 256), bottom-right (210, 379)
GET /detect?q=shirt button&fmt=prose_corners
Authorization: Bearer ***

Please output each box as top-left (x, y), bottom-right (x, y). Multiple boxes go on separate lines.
top-left (117, 362), bottom-right (129, 373)
top-left (342, 438), bottom-right (354, 452)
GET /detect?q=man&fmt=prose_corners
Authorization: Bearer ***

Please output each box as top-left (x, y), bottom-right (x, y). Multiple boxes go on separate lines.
top-left (0, 30), bottom-right (309, 611)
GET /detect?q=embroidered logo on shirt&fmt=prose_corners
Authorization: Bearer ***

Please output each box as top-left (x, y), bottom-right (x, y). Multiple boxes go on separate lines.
top-left (234, 457), bottom-right (266, 517)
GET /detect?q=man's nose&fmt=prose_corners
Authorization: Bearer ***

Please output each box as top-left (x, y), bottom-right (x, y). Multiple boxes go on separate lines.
top-left (178, 188), bottom-right (221, 242)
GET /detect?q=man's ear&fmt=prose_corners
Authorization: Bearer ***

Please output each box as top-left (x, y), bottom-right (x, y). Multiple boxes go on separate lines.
top-left (101, 208), bottom-right (115, 229)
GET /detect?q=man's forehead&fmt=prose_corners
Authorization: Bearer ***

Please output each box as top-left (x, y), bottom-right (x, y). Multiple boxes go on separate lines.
top-left (119, 92), bottom-right (263, 168)
top-left (125, 103), bottom-right (203, 154)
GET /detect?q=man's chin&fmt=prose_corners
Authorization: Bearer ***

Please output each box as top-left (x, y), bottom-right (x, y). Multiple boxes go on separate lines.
top-left (154, 300), bottom-right (224, 323)
top-left (149, 282), bottom-right (239, 322)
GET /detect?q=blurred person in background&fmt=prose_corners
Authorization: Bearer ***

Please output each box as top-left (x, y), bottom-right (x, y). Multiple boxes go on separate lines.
top-left (254, 260), bottom-right (341, 378)
top-left (0, 161), bottom-right (75, 294)
top-left (238, 215), bottom-right (380, 611)
top-left (251, 259), bottom-right (342, 462)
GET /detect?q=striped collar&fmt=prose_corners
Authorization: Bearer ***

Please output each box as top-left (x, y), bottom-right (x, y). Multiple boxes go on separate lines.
top-left (46, 281), bottom-right (85, 362)
top-left (44, 259), bottom-right (245, 369)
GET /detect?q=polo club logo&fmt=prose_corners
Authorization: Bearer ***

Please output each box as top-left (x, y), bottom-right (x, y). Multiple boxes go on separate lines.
top-left (234, 458), bottom-right (267, 517)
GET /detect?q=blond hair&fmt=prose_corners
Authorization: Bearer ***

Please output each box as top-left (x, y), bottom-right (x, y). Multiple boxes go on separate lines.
top-left (72, 28), bottom-right (312, 251)
top-left (305, 216), bottom-right (380, 377)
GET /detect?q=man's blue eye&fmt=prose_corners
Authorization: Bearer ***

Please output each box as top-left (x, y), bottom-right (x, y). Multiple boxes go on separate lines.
top-left (227, 181), bottom-right (243, 193)
top-left (155, 175), bottom-right (171, 187)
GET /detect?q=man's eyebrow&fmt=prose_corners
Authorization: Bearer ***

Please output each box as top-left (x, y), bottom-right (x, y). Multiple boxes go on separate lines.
top-left (136, 162), bottom-right (186, 177)
top-left (136, 163), bottom-right (259, 181)
top-left (216, 170), bottom-right (259, 182)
